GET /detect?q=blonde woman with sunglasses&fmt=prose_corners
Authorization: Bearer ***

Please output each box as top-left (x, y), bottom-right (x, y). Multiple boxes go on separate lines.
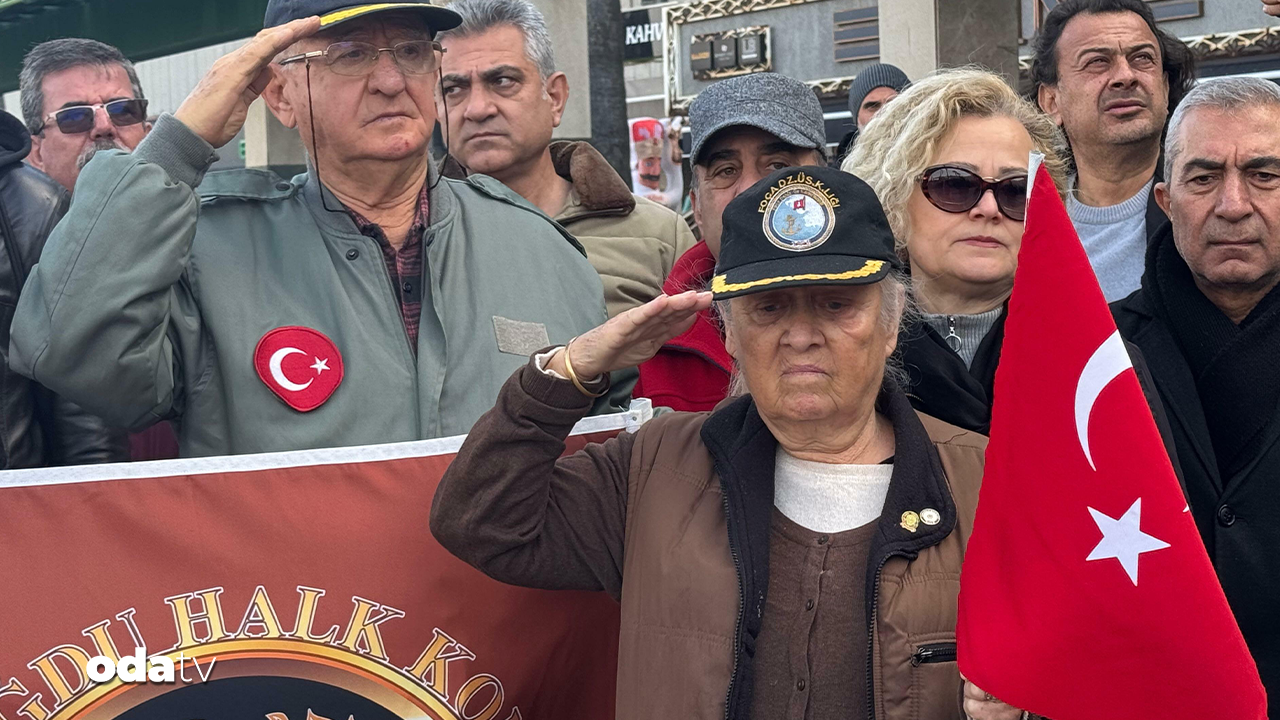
top-left (843, 67), bottom-right (1069, 438)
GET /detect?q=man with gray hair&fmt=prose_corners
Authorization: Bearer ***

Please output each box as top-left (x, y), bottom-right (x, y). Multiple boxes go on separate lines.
top-left (19, 38), bottom-right (150, 192)
top-left (437, 0), bottom-right (695, 319)
top-left (1114, 76), bottom-right (1280, 704)
top-left (10, 0), bottom-right (609, 457)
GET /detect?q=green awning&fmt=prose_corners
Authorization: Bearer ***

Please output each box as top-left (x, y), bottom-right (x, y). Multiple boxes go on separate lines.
top-left (0, 0), bottom-right (93, 30)
top-left (0, 0), bottom-right (268, 93)
top-left (0, 0), bottom-right (39, 14)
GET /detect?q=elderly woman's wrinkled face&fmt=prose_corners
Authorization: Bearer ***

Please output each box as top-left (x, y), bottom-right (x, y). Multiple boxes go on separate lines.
top-left (905, 114), bottom-right (1033, 303)
top-left (724, 284), bottom-right (897, 424)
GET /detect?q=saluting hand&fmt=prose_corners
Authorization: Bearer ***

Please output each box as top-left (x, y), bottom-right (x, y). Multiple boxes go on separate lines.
top-left (549, 291), bottom-right (715, 381)
top-left (174, 16), bottom-right (321, 148)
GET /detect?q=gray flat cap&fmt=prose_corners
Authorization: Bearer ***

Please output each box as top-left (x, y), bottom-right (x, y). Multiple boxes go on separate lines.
top-left (689, 73), bottom-right (828, 165)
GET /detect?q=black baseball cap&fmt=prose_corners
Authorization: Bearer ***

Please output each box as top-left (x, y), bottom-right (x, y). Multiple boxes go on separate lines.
top-left (265, 0), bottom-right (462, 35)
top-left (711, 165), bottom-right (900, 300)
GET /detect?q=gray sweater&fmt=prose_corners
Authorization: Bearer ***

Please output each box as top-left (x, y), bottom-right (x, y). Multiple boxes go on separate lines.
top-left (1068, 178), bottom-right (1153, 302)
top-left (921, 305), bottom-right (1003, 368)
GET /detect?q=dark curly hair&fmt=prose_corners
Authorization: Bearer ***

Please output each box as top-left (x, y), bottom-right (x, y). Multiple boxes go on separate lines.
top-left (1030, 0), bottom-right (1196, 117)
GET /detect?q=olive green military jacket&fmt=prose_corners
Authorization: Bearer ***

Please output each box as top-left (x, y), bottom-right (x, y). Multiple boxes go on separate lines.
top-left (9, 115), bottom-right (606, 457)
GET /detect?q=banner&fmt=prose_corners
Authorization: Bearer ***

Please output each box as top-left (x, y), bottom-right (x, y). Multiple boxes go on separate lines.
top-left (0, 411), bottom-right (642, 720)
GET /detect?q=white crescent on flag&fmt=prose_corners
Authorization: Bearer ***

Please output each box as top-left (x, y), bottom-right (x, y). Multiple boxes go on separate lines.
top-left (1074, 329), bottom-right (1133, 471)
top-left (269, 347), bottom-right (313, 392)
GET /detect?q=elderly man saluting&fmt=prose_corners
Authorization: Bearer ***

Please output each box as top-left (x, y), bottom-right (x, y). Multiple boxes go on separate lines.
top-left (9, 0), bottom-right (606, 456)
top-left (433, 165), bottom-right (1003, 719)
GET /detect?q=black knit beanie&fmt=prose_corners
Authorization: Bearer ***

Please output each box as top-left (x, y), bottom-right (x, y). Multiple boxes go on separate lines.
top-left (847, 63), bottom-right (911, 116)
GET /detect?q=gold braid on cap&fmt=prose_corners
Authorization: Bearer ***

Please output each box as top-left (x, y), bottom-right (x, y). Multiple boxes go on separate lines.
top-left (711, 259), bottom-right (886, 294)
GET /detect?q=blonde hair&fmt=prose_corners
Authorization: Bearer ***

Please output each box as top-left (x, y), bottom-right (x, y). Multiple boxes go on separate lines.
top-left (841, 67), bottom-right (1069, 255)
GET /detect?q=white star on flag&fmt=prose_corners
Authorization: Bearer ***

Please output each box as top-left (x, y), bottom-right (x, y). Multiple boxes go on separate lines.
top-left (311, 357), bottom-right (330, 374)
top-left (1086, 498), bottom-right (1171, 586)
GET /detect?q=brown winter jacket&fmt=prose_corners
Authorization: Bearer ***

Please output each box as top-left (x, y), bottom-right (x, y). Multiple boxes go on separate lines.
top-left (548, 141), bottom-right (696, 317)
top-left (443, 142), bottom-right (696, 317)
top-left (431, 357), bottom-right (987, 720)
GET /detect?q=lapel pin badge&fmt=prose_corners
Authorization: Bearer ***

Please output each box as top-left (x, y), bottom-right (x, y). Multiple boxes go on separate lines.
top-left (900, 511), bottom-right (920, 533)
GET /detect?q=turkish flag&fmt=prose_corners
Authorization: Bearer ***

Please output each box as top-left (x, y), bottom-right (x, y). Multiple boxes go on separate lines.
top-left (955, 160), bottom-right (1267, 719)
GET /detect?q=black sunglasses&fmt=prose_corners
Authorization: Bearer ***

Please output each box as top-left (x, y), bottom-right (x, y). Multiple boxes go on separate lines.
top-left (919, 165), bottom-right (1029, 222)
top-left (42, 98), bottom-right (148, 135)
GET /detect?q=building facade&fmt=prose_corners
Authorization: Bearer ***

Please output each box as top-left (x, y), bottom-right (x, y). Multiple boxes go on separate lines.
top-left (622, 0), bottom-right (1280, 153)
top-left (2, 0), bottom-right (1277, 173)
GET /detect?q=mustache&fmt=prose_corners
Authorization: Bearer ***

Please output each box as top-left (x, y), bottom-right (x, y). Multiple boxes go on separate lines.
top-left (76, 137), bottom-right (129, 170)
top-left (1100, 89), bottom-right (1149, 106)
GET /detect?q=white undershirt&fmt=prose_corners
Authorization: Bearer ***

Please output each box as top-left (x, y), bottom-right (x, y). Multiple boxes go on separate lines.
top-left (774, 448), bottom-right (893, 533)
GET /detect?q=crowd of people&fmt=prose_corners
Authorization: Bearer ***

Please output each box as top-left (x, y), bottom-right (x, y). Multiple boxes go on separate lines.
top-left (1, 0), bottom-right (1279, 717)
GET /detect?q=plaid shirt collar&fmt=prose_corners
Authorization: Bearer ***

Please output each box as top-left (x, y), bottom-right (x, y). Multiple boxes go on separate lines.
top-left (344, 180), bottom-right (431, 240)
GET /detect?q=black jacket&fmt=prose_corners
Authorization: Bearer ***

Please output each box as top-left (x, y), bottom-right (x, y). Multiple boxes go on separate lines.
top-left (898, 309), bottom-right (1183, 479)
top-left (1113, 223), bottom-right (1280, 705)
top-left (1143, 174), bottom-right (1169, 245)
top-left (0, 110), bottom-right (128, 468)
top-left (899, 313), bottom-right (1005, 435)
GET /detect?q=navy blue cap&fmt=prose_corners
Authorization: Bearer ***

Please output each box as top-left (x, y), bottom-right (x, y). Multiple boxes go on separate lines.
top-left (264, 0), bottom-right (462, 35)
top-left (712, 165), bottom-right (900, 299)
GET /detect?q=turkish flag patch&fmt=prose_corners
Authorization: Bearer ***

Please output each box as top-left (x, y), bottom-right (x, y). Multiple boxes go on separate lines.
top-left (253, 326), bottom-right (344, 412)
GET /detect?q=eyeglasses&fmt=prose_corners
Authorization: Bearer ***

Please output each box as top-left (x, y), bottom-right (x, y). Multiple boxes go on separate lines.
top-left (42, 98), bottom-right (148, 135)
top-left (918, 165), bottom-right (1029, 222)
top-left (278, 40), bottom-right (445, 77)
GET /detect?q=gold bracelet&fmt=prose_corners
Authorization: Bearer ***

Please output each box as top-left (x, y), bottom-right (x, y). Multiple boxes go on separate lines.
top-left (562, 338), bottom-right (607, 398)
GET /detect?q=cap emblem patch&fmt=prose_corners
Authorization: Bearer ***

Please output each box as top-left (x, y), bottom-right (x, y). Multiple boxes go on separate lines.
top-left (759, 172), bottom-right (839, 252)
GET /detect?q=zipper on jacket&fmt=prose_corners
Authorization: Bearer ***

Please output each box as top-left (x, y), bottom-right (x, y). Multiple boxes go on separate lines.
top-left (722, 491), bottom-right (745, 720)
top-left (943, 316), bottom-right (961, 353)
top-left (910, 642), bottom-right (957, 666)
top-left (865, 551), bottom-right (907, 718)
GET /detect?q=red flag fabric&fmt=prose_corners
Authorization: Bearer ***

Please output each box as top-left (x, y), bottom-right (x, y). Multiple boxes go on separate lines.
top-left (956, 162), bottom-right (1267, 719)
top-left (0, 414), bottom-right (631, 720)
